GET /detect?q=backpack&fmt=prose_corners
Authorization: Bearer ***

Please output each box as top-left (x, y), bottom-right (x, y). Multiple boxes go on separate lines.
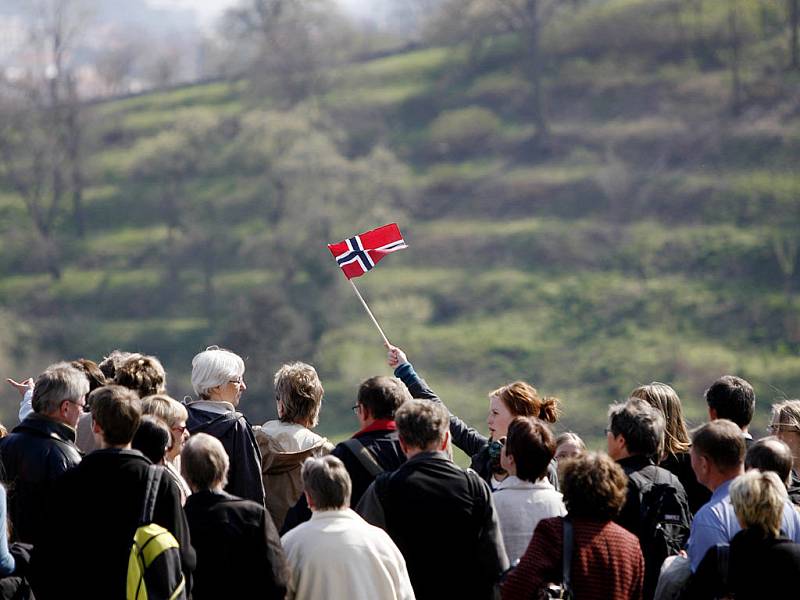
top-left (629, 467), bottom-right (691, 598)
top-left (126, 466), bottom-right (186, 600)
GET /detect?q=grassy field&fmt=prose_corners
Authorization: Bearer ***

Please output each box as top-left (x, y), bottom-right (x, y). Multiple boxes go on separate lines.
top-left (1, 0), bottom-right (798, 449)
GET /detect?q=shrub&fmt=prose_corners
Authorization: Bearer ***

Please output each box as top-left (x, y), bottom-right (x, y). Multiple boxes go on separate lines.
top-left (428, 106), bottom-right (502, 156)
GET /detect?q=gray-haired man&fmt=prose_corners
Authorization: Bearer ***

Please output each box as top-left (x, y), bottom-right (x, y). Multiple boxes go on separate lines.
top-left (357, 399), bottom-right (508, 600)
top-left (281, 455), bottom-right (414, 600)
top-left (0, 363), bottom-right (87, 543)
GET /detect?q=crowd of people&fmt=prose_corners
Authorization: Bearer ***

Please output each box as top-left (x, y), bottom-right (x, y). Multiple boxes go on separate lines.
top-left (1, 344), bottom-right (800, 599)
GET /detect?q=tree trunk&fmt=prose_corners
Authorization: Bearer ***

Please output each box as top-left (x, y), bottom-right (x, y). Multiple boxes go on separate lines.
top-left (791, 0), bottom-right (799, 69)
top-left (526, 0), bottom-right (549, 143)
top-left (728, 4), bottom-right (743, 116)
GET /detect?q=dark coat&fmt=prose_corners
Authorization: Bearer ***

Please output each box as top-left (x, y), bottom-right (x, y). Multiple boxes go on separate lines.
top-left (32, 449), bottom-right (195, 600)
top-left (685, 528), bottom-right (800, 599)
top-left (615, 455), bottom-right (690, 600)
top-left (184, 490), bottom-right (290, 600)
top-left (0, 414), bottom-right (82, 545)
top-left (281, 425), bottom-right (406, 534)
top-left (186, 405), bottom-right (265, 506)
top-left (358, 451), bottom-right (509, 600)
top-left (660, 450), bottom-right (711, 515)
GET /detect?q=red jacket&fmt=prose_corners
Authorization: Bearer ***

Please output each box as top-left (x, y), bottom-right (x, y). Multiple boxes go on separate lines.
top-left (502, 516), bottom-right (644, 600)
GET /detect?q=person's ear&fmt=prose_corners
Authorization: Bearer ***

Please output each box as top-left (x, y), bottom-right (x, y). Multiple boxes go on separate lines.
top-left (708, 407), bottom-right (718, 421)
top-left (440, 430), bottom-right (450, 451)
top-left (92, 419), bottom-right (101, 434)
top-left (399, 437), bottom-right (409, 456)
top-left (304, 490), bottom-right (315, 511)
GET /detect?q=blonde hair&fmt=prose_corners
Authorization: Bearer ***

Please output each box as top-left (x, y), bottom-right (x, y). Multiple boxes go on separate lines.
top-left (730, 469), bottom-right (787, 537)
top-left (630, 382), bottom-right (690, 457)
top-left (141, 394), bottom-right (188, 428)
top-left (771, 399), bottom-right (800, 430)
top-left (274, 362), bottom-right (324, 427)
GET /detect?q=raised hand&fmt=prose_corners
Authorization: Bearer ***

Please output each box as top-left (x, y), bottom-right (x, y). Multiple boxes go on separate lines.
top-left (6, 377), bottom-right (34, 397)
top-left (385, 343), bottom-right (408, 369)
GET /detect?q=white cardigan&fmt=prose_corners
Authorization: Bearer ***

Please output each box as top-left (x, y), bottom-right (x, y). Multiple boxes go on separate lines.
top-left (492, 476), bottom-right (567, 565)
top-left (281, 508), bottom-right (416, 600)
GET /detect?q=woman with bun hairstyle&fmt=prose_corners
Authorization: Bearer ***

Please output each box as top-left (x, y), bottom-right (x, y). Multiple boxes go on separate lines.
top-left (387, 344), bottom-right (561, 487)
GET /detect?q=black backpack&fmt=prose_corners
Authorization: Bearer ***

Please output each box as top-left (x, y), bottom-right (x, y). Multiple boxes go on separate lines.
top-left (630, 467), bottom-right (691, 598)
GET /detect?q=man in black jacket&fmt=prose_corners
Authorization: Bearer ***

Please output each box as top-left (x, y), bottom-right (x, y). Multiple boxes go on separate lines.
top-left (33, 385), bottom-right (196, 599)
top-left (0, 362), bottom-right (87, 545)
top-left (182, 433), bottom-right (290, 600)
top-left (281, 375), bottom-right (409, 533)
top-left (357, 399), bottom-right (508, 600)
top-left (607, 397), bottom-right (690, 600)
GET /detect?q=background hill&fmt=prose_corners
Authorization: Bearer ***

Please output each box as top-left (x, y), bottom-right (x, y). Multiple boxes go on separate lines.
top-left (1, 0), bottom-right (799, 451)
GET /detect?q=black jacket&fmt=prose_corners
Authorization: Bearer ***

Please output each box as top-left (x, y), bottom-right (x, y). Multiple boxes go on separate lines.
top-left (32, 449), bottom-right (196, 600)
top-left (616, 454), bottom-right (690, 600)
top-left (186, 405), bottom-right (265, 506)
top-left (660, 450), bottom-right (711, 515)
top-left (184, 490), bottom-right (290, 600)
top-left (281, 424), bottom-right (406, 534)
top-left (358, 451), bottom-right (509, 600)
top-left (0, 414), bottom-right (82, 545)
top-left (685, 528), bottom-right (800, 599)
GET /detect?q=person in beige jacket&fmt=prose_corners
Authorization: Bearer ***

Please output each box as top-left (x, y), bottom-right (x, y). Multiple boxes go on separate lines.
top-left (255, 362), bottom-right (333, 530)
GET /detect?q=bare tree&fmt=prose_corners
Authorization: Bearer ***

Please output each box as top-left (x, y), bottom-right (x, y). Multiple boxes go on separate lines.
top-left (221, 0), bottom-right (339, 105)
top-left (0, 1), bottom-right (91, 277)
top-left (790, 0), bottom-right (799, 69)
top-left (95, 42), bottom-right (139, 95)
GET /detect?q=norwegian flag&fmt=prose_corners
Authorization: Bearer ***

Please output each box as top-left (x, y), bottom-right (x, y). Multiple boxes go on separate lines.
top-left (328, 223), bottom-right (408, 279)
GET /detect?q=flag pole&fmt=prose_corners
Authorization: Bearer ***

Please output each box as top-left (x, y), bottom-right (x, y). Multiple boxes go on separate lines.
top-left (348, 279), bottom-right (390, 346)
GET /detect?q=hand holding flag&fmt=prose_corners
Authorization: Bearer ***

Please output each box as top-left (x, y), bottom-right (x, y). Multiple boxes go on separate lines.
top-left (328, 223), bottom-right (408, 345)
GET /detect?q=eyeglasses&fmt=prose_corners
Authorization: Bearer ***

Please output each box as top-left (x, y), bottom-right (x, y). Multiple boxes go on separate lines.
top-left (228, 378), bottom-right (245, 387)
top-left (67, 399), bottom-right (87, 410)
top-left (171, 425), bottom-right (188, 434)
top-left (351, 404), bottom-right (361, 415)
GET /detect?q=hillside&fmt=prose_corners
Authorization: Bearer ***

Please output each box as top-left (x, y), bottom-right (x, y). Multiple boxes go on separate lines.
top-left (1, 0), bottom-right (799, 449)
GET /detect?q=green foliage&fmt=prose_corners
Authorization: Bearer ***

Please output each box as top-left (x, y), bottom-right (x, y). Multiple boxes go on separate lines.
top-left (428, 106), bottom-right (503, 155)
top-left (2, 0), bottom-right (800, 441)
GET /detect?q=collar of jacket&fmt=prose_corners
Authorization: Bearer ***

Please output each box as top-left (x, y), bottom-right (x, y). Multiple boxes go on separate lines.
top-left (616, 454), bottom-right (655, 473)
top-left (14, 413), bottom-right (77, 443)
top-left (353, 419), bottom-right (397, 438)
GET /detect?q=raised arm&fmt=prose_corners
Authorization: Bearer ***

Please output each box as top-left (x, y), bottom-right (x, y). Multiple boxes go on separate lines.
top-left (387, 345), bottom-right (488, 457)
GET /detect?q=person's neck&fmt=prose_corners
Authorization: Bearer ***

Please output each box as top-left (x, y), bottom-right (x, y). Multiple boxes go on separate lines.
top-left (99, 441), bottom-right (132, 450)
top-left (42, 412), bottom-right (71, 428)
top-left (708, 467), bottom-right (744, 492)
top-left (404, 445), bottom-right (441, 459)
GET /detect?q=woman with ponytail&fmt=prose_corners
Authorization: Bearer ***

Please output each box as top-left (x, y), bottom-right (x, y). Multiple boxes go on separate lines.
top-left (387, 344), bottom-right (562, 488)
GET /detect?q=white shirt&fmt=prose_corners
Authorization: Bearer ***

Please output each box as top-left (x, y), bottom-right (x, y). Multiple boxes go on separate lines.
top-left (492, 476), bottom-right (567, 565)
top-left (281, 508), bottom-right (415, 600)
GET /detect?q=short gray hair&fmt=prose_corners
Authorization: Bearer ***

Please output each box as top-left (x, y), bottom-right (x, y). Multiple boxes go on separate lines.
top-left (141, 394), bottom-right (189, 428)
top-left (301, 455), bottom-right (351, 510)
top-left (32, 362), bottom-right (90, 415)
top-left (608, 397), bottom-right (665, 458)
top-left (181, 433), bottom-right (230, 491)
top-left (191, 346), bottom-right (245, 399)
top-left (395, 399), bottom-right (449, 451)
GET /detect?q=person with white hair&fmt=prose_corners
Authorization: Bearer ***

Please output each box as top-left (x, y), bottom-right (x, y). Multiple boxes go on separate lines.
top-left (0, 362), bottom-right (88, 544)
top-left (185, 346), bottom-right (265, 505)
top-left (281, 455), bottom-right (414, 600)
